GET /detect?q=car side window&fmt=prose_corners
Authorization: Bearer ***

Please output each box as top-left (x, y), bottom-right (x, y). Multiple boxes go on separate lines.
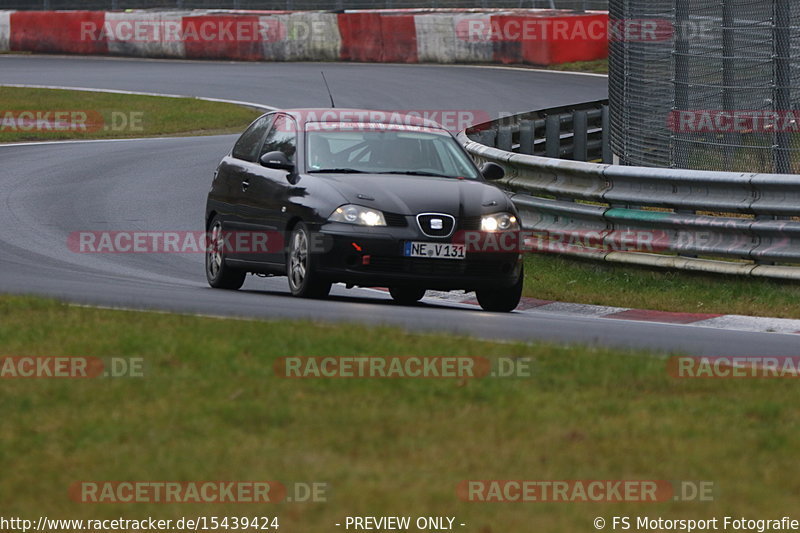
top-left (259, 115), bottom-right (298, 162)
top-left (232, 114), bottom-right (273, 162)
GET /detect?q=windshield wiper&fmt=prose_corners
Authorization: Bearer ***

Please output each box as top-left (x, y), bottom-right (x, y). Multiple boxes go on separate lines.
top-left (309, 168), bottom-right (367, 174)
top-left (375, 170), bottom-right (458, 178)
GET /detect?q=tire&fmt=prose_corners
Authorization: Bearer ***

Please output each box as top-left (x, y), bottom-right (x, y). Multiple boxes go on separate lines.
top-left (476, 264), bottom-right (523, 312)
top-left (287, 222), bottom-right (331, 298)
top-left (205, 217), bottom-right (247, 290)
top-left (389, 287), bottom-right (426, 305)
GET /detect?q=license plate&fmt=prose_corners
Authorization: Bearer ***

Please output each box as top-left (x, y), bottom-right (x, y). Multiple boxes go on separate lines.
top-left (404, 241), bottom-right (466, 260)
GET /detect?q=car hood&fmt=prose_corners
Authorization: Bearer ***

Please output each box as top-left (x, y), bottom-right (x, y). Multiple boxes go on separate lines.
top-left (308, 173), bottom-right (513, 216)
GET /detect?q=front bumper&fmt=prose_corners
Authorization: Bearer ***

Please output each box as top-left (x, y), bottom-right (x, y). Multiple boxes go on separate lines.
top-left (313, 223), bottom-right (522, 290)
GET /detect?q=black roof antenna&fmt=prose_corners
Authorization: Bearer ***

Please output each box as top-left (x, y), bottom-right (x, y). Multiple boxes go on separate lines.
top-left (321, 71), bottom-right (336, 108)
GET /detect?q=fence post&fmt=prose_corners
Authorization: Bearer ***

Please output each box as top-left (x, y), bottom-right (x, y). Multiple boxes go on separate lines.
top-left (773, 0), bottom-right (792, 174)
top-left (722, 0), bottom-right (736, 171)
top-left (671, 0), bottom-right (690, 169)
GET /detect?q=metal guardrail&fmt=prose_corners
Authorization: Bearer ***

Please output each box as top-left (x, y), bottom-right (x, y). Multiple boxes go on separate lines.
top-left (471, 100), bottom-right (612, 163)
top-left (459, 101), bottom-right (800, 280)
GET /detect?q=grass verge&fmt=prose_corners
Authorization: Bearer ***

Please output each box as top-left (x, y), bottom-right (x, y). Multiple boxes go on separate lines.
top-left (523, 253), bottom-right (800, 318)
top-left (472, 58), bottom-right (608, 74)
top-left (542, 58), bottom-right (608, 74)
top-left (0, 87), bottom-right (263, 142)
top-left (0, 294), bottom-right (797, 531)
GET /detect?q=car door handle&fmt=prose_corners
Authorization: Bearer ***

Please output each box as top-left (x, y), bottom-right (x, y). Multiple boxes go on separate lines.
top-left (241, 179), bottom-right (250, 192)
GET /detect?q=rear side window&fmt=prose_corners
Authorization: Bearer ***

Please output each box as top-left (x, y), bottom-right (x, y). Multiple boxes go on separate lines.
top-left (232, 114), bottom-right (272, 162)
top-left (259, 115), bottom-right (298, 162)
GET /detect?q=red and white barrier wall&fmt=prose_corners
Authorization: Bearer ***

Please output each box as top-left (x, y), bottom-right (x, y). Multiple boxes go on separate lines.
top-left (0, 9), bottom-right (608, 66)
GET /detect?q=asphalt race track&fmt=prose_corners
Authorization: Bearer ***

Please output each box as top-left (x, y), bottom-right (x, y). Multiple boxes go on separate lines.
top-left (0, 55), bottom-right (609, 117)
top-left (1, 55), bottom-right (797, 355)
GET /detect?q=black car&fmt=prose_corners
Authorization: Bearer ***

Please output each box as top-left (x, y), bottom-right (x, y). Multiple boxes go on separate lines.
top-left (205, 109), bottom-right (523, 312)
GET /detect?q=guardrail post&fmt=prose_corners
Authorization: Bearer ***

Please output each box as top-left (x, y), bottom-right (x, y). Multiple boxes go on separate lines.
top-left (497, 126), bottom-right (513, 152)
top-left (478, 129), bottom-right (497, 149)
top-left (601, 105), bottom-right (612, 164)
top-left (573, 110), bottom-right (589, 162)
top-left (545, 114), bottom-right (561, 159)
top-left (518, 120), bottom-right (534, 155)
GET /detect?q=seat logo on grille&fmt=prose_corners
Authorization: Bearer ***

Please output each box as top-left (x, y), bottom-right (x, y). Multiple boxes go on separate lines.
top-left (416, 213), bottom-right (455, 238)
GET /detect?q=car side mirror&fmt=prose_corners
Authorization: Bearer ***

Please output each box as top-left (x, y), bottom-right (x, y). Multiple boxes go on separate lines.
top-left (480, 162), bottom-right (505, 181)
top-left (260, 151), bottom-right (295, 172)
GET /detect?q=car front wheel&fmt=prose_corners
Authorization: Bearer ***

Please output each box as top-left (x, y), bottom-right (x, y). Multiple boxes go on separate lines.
top-left (476, 264), bottom-right (523, 312)
top-left (205, 217), bottom-right (247, 290)
top-left (287, 222), bottom-right (331, 299)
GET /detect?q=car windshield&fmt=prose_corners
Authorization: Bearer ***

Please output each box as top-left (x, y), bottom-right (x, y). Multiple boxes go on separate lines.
top-left (305, 125), bottom-right (481, 179)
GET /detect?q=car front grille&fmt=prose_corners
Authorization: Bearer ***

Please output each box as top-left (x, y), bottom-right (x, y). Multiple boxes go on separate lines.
top-left (458, 216), bottom-right (482, 230)
top-left (417, 214), bottom-right (455, 237)
top-left (381, 214), bottom-right (481, 231)
top-left (384, 212), bottom-right (408, 227)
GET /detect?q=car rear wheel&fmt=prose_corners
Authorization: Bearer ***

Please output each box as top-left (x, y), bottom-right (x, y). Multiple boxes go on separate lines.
top-left (205, 217), bottom-right (247, 290)
top-left (476, 264), bottom-right (523, 312)
top-left (287, 222), bottom-right (331, 299)
top-left (389, 287), bottom-right (426, 305)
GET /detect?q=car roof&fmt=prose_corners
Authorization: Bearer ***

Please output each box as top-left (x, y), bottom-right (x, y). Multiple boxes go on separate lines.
top-left (279, 108), bottom-right (447, 130)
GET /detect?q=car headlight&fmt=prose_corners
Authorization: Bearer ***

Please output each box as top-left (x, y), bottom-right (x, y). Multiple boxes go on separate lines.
top-left (481, 212), bottom-right (519, 232)
top-left (329, 204), bottom-right (387, 227)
